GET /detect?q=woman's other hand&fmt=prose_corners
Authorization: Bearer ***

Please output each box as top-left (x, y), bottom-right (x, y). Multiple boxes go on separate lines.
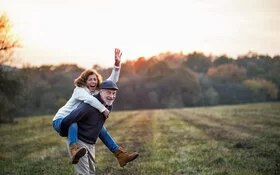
top-left (103, 109), bottom-right (110, 119)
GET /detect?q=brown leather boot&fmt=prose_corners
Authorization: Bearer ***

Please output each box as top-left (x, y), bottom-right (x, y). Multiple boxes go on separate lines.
top-left (114, 147), bottom-right (139, 167)
top-left (70, 143), bottom-right (86, 164)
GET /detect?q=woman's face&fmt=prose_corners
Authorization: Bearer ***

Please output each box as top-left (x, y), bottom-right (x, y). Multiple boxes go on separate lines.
top-left (86, 74), bottom-right (98, 92)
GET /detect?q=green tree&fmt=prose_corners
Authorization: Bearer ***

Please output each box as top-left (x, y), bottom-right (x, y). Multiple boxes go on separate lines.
top-left (243, 79), bottom-right (278, 101)
top-left (156, 67), bottom-right (200, 107)
top-left (15, 64), bottom-right (82, 116)
top-left (184, 51), bottom-right (212, 73)
top-left (213, 55), bottom-right (233, 67)
top-left (158, 51), bottom-right (185, 68)
top-left (146, 60), bottom-right (170, 78)
top-left (203, 87), bottom-right (219, 106)
top-left (235, 53), bottom-right (269, 79)
top-left (207, 64), bottom-right (247, 83)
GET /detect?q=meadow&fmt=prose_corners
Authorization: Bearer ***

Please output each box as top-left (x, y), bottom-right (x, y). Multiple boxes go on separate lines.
top-left (0, 103), bottom-right (280, 175)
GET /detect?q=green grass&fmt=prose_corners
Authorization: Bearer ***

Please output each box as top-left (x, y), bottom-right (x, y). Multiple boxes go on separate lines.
top-left (1, 103), bottom-right (280, 175)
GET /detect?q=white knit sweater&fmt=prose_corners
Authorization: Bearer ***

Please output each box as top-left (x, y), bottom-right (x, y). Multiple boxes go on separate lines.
top-left (53, 66), bottom-right (120, 121)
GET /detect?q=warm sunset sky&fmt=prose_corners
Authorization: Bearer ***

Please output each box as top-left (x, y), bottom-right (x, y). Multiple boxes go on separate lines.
top-left (0, 0), bottom-right (279, 68)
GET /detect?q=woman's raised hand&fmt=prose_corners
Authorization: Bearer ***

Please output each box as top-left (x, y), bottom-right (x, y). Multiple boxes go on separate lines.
top-left (114, 48), bottom-right (122, 66)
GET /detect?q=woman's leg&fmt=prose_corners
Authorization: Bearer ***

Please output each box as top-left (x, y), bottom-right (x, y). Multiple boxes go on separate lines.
top-left (58, 109), bottom-right (87, 165)
top-left (60, 102), bottom-right (92, 136)
top-left (68, 123), bottom-right (79, 145)
top-left (53, 117), bottom-right (78, 145)
top-left (52, 118), bottom-right (63, 134)
top-left (68, 123), bottom-right (86, 164)
top-left (53, 118), bottom-right (85, 164)
top-left (99, 126), bottom-right (119, 153)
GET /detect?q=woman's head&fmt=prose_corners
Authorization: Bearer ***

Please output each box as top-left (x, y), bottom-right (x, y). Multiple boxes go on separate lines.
top-left (74, 69), bottom-right (103, 92)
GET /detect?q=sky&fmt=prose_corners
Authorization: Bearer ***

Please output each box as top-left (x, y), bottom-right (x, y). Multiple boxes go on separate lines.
top-left (0, 0), bottom-right (280, 68)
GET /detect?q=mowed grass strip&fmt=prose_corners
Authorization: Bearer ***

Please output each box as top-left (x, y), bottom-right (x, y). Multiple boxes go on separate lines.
top-left (154, 109), bottom-right (246, 175)
top-left (149, 110), bottom-right (210, 175)
top-left (0, 115), bottom-right (75, 175)
top-left (169, 110), bottom-right (262, 175)
top-left (95, 110), bottom-right (153, 174)
top-left (96, 109), bottom-right (208, 175)
top-left (190, 103), bottom-right (280, 138)
top-left (171, 103), bottom-right (280, 174)
top-left (1, 103), bottom-right (280, 175)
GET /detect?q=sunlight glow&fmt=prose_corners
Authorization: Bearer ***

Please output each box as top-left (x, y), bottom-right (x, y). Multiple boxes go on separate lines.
top-left (0, 0), bottom-right (279, 68)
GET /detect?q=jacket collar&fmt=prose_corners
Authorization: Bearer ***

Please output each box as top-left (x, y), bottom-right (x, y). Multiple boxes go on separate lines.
top-left (95, 93), bottom-right (104, 104)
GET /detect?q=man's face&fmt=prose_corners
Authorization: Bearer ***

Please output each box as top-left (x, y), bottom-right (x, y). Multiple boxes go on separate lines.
top-left (100, 89), bottom-right (117, 106)
top-left (86, 74), bottom-right (98, 92)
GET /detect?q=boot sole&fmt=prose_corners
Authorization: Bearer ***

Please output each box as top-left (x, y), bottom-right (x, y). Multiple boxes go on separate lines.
top-left (72, 147), bottom-right (87, 164)
top-left (120, 153), bottom-right (139, 167)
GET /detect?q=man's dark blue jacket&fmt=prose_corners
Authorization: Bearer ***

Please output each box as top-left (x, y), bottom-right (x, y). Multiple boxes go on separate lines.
top-left (60, 93), bottom-right (112, 144)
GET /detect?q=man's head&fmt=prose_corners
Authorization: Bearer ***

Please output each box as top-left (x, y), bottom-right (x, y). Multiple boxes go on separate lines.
top-left (99, 80), bottom-right (118, 106)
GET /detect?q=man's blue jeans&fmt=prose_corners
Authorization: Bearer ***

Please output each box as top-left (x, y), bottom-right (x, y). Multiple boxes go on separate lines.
top-left (53, 118), bottom-right (119, 153)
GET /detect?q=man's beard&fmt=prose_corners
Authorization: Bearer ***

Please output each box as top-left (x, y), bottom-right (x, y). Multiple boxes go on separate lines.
top-left (104, 99), bottom-right (114, 106)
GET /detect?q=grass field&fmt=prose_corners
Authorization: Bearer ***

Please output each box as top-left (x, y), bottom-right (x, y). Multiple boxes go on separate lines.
top-left (1, 102), bottom-right (280, 175)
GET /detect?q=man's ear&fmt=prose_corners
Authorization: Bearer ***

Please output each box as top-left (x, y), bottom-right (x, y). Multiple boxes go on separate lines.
top-left (100, 89), bottom-right (104, 96)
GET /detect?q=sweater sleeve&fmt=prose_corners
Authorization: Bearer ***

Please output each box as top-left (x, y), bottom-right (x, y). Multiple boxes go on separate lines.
top-left (106, 65), bottom-right (121, 83)
top-left (73, 87), bottom-right (106, 113)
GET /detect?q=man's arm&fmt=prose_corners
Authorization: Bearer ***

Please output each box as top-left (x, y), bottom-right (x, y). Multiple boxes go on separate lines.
top-left (74, 87), bottom-right (110, 118)
top-left (107, 48), bottom-right (122, 83)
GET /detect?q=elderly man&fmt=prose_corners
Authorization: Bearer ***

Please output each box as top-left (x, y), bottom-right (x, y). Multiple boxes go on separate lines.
top-left (60, 80), bottom-right (138, 174)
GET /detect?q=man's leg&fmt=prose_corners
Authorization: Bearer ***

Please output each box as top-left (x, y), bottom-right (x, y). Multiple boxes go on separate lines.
top-left (61, 103), bottom-right (92, 164)
top-left (68, 140), bottom-right (95, 175)
top-left (87, 144), bottom-right (95, 175)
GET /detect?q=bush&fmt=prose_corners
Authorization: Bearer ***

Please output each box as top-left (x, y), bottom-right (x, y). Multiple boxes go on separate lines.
top-left (243, 79), bottom-right (278, 100)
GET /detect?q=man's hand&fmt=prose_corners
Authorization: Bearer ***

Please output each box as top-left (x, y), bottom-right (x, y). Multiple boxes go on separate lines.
top-left (114, 48), bottom-right (122, 67)
top-left (103, 109), bottom-right (110, 119)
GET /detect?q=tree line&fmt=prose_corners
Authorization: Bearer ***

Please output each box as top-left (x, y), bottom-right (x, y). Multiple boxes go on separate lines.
top-left (1, 51), bottom-right (279, 120)
top-left (115, 51), bottom-right (279, 109)
top-left (1, 14), bottom-right (279, 121)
